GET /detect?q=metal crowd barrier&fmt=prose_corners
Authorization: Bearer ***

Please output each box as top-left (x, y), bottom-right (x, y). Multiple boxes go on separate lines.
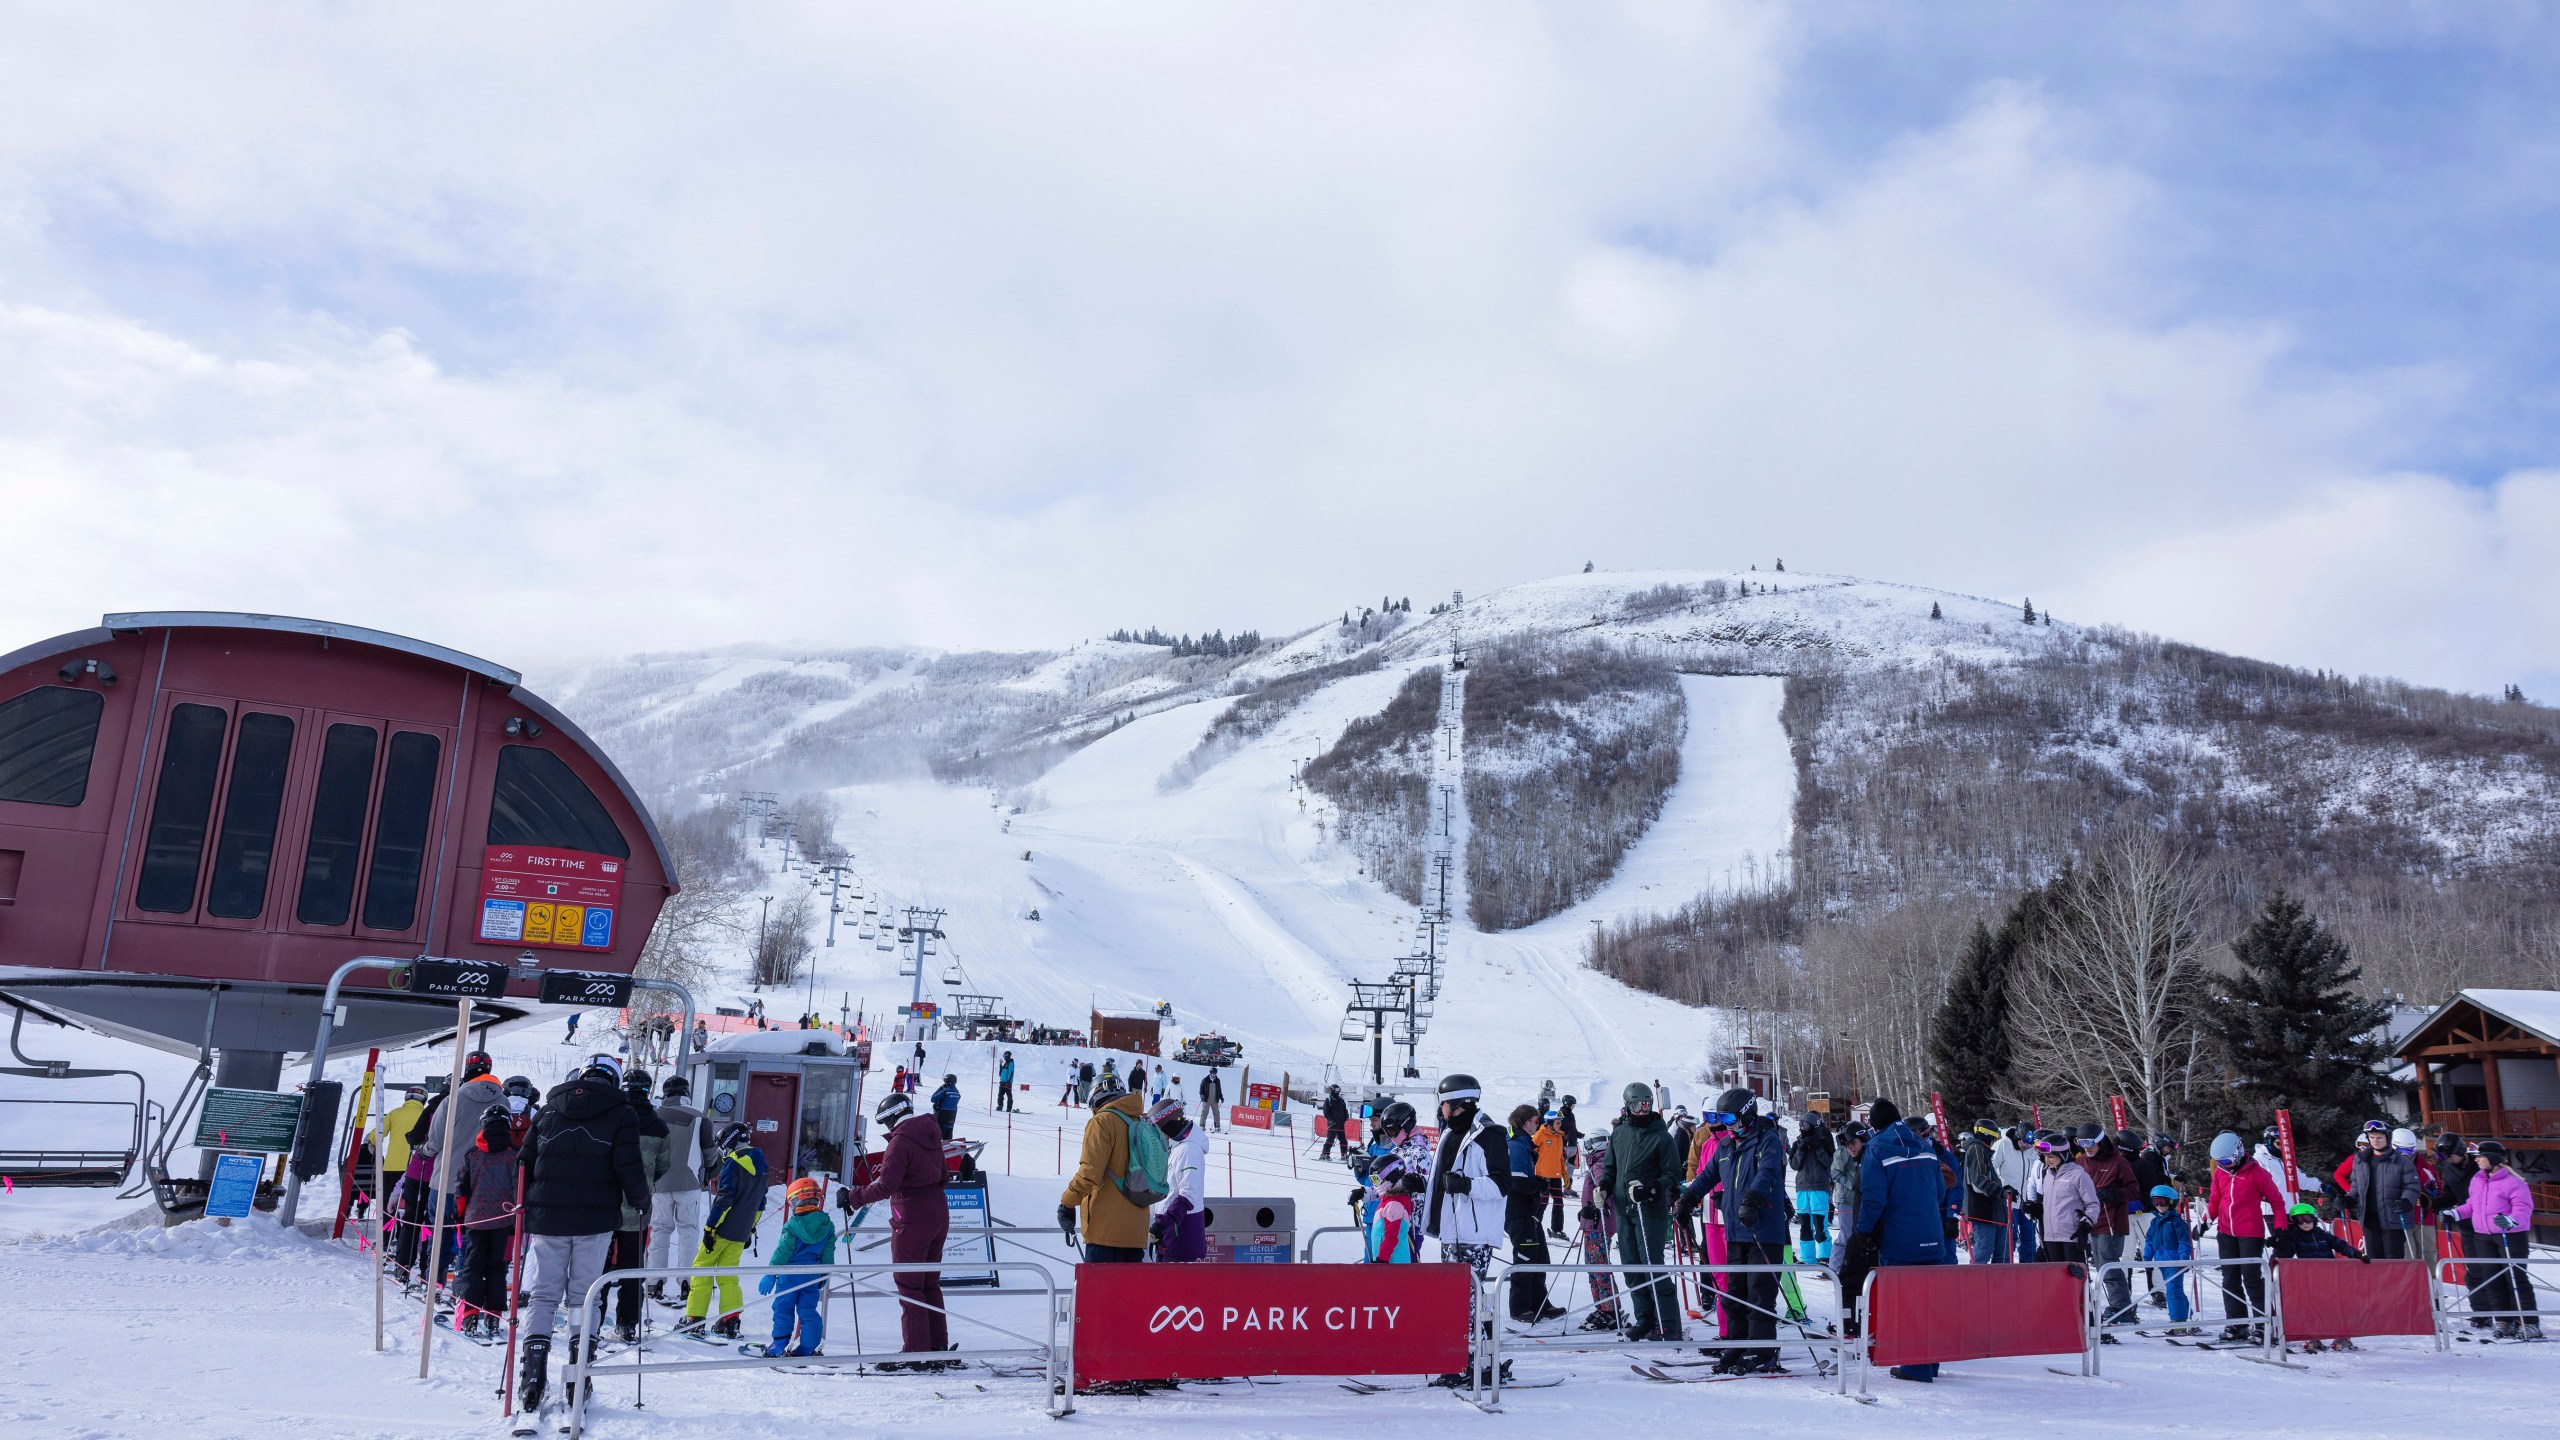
top-left (2434, 1252), bottom-right (2557, 1332)
top-left (1301, 1225), bottom-right (1366, 1263)
top-left (2087, 1256), bottom-right (2278, 1369)
top-left (561, 1258), bottom-right (1071, 1436)
top-left (1481, 1261), bottom-right (1844, 1404)
top-left (1844, 1263), bottom-right (2092, 1395)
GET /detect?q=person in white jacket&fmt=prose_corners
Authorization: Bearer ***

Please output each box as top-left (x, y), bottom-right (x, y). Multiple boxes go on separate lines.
top-left (1421, 1072), bottom-right (1515, 1388)
top-left (1148, 1098), bottom-right (1209, 1261)
top-left (1422, 1073), bottom-right (1515, 1264)
top-left (2254, 1132), bottom-right (2306, 1206)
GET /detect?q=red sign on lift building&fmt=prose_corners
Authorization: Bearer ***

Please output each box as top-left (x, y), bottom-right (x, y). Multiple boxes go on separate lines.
top-left (477, 843), bottom-right (621, 951)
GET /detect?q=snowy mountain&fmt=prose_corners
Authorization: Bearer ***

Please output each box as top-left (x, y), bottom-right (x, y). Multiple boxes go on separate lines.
top-left (539, 567), bottom-right (2560, 1095)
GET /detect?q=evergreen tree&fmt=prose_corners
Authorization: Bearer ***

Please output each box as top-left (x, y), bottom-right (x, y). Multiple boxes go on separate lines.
top-left (1929, 601), bottom-right (1942, 620)
top-left (1929, 874), bottom-right (2061, 1125)
top-left (2204, 891), bottom-right (2389, 1171)
top-left (1583, 561), bottom-right (1595, 573)
top-left (2022, 597), bottom-right (2036, 624)
top-left (1775, 558), bottom-right (1785, 572)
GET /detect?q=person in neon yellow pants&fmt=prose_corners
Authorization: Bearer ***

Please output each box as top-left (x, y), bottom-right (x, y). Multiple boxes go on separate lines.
top-left (676, 1123), bottom-right (767, 1339)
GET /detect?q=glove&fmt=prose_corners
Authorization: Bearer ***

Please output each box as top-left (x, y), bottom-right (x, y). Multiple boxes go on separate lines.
top-left (1056, 1204), bottom-right (1077, 1234)
top-left (2073, 1220), bottom-right (2093, 1244)
top-left (1672, 1197), bottom-right (1698, 1223)
top-left (701, 1228), bottom-right (719, 1253)
top-left (1625, 1180), bottom-right (1650, 1205)
top-left (757, 1274), bottom-right (777, 1295)
top-left (2357, 1251), bottom-right (2371, 1264)
top-left (1444, 1173), bottom-right (1471, 1195)
top-left (1349, 1186), bottom-right (1369, 1208)
top-left (2002, 1186), bottom-right (2019, 1203)
top-left (1149, 1216), bottom-right (1167, 1240)
top-left (1737, 1197), bottom-right (1764, 1228)
top-left (1845, 1232), bottom-right (1881, 1271)
top-left (2022, 1199), bottom-right (2043, 1220)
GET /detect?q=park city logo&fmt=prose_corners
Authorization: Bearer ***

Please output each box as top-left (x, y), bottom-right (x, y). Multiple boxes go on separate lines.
top-left (1148, 1306), bottom-right (1207, 1334)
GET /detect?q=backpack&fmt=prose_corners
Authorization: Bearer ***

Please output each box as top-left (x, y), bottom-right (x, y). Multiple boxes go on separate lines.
top-left (1110, 1111), bottom-right (1171, 1207)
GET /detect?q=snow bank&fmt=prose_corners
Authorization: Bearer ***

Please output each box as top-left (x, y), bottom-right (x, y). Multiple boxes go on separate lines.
top-left (31, 1212), bottom-right (344, 1266)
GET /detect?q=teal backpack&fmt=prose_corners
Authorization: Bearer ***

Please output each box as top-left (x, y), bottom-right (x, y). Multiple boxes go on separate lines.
top-left (1112, 1111), bottom-right (1171, 1207)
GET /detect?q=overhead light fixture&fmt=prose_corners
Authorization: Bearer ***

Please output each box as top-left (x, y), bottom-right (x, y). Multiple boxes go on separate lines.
top-left (504, 716), bottom-right (546, 738)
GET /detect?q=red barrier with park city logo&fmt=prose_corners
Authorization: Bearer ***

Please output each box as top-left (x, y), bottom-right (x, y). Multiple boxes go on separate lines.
top-left (1072, 1262), bottom-right (1474, 1383)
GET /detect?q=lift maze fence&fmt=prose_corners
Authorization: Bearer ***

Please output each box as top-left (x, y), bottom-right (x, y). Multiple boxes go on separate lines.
top-left (386, 1215), bottom-right (2553, 1431)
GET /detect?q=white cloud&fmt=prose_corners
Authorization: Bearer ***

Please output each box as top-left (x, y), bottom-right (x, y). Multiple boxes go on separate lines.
top-left (2065, 472), bottom-right (2560, 696)
top-left (0, 4), bottom-right (2543, 696)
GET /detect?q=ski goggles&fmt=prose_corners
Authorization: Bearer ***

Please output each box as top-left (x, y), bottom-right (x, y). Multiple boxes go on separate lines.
top-left (1702, 1111), bottom-right (1739, 1127)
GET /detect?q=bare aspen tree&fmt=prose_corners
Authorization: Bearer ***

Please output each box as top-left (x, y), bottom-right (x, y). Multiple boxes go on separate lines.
top-left (2006, 834), bottom-right (2210, 1132)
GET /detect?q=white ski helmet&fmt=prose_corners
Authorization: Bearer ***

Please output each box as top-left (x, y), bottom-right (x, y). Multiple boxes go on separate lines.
top-left (2209, 1131), bottom-right (2246, 1165)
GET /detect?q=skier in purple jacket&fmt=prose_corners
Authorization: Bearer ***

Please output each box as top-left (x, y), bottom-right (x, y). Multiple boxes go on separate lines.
top-left (852, 1090), bottom-right (955, 1368)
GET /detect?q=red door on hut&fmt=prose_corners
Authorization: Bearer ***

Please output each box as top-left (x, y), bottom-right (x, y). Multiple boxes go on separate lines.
top-left (743, 1072), bottom-right (803, 1183)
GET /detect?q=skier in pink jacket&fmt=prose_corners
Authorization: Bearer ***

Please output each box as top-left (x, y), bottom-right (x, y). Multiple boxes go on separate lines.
top-left (2206, 1131), bottom-right (2288, 1342)
top-left (2446, 1142), bottom-right (2541, 1339)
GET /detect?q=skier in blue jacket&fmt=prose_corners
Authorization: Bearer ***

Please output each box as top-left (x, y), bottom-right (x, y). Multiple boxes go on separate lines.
top-left (1677, 1087), bottom-right (1792, 1374)
top-left (2138, 1186), bottom-right (2196, 1329)
top-left (1851, 1098), bottom-right (1951, 1383)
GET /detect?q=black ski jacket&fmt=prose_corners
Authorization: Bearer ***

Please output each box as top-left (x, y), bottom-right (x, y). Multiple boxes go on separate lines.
top-left (1791, 1122), bottom-right (1835, 1191)
top-left (517, 1076), bottom-right (652, 1238)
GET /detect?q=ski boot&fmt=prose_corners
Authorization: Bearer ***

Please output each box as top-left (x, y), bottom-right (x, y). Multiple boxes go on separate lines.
top-left (2524, 1322), bottom-right (2546, 1341)
top-left (670, 1315), bottom-right (708, 1340)
top-left (616, 1319), bottom-right (641, 1344)
top-left (645, 1280), bottom-right (667, 1303)
top-left (712, 1314), bottom-right (742, 1341)
top-left (518, 1335), bottom-right (551, 1413)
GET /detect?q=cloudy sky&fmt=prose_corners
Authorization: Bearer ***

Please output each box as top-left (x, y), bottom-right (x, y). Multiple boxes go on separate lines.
top-left (1, 3), bottom-right (2553, 698)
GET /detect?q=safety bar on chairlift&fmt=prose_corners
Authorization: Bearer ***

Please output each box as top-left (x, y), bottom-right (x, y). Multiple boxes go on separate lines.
top-left (561, 1258), bottom-right (1072, 1437)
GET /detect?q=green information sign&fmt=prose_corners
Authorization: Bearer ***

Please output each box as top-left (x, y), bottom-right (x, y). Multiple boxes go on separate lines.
top-left (192, 1087), bottom-right (305, 1154)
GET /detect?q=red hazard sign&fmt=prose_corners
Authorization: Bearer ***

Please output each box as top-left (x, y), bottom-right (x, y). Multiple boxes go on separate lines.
top-left (1071, 1262), bottom-right (1472, 1384)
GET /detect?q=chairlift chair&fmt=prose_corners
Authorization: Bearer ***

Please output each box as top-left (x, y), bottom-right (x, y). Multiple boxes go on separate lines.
top-left (2, 1004), bottom-right (150, 1191)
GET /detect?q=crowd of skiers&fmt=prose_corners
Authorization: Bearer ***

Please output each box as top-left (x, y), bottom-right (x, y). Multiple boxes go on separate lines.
top-left (1053, 1054), bottom-right (1225, 1130)
top-left (374, 1044), bottom-right (2544, 1409)
top-left (1306, 1079), bottom-right (2547, 1386)
top-left (373, 1048), bottom-right (958, 1414)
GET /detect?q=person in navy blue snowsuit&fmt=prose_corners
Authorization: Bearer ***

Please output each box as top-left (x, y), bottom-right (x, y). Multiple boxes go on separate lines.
top-left (1851, 1098), bottom-right (1952, 1383)
top-left (1677, 1086), bottom-right (1793, 1374)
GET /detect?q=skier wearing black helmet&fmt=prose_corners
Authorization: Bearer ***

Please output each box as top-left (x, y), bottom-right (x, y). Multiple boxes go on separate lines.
top-left (604, 1067), bottom-right (672, 1341)
top-left (1679, 1087), bottom-right (1791, 1373)
top-left (1422, 1073), bottom-right (1518, 1386)
top-left (514, 1056), bottom-right (653, 1414)
top-left (1321, 1085), bottom-right (1352, 1162)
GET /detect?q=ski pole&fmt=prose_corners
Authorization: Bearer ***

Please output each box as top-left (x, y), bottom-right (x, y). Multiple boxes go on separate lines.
top-left (500, 1162), bottom-right (528, 1417)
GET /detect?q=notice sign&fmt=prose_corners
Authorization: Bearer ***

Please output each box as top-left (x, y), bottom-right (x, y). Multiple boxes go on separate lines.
top-left (193, 1087), bottom-right (305, 1153)
top-left (204, 1153), bottom-right (266, 1219)
top-left (1072, 1262), bottom-right (1472, 1385)
top-left (478, 845), bottom-right (620, 952)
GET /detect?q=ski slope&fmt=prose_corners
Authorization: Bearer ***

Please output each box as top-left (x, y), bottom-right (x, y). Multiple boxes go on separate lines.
top-left (782, 659), bottom-right (1802, 1107)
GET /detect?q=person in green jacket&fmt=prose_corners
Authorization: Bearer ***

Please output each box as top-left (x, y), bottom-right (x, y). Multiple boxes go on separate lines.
top-left (760, 1177), bottom-right (836, 1357)
top-left (1599, 1082), bottom-right (1684, 1341)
